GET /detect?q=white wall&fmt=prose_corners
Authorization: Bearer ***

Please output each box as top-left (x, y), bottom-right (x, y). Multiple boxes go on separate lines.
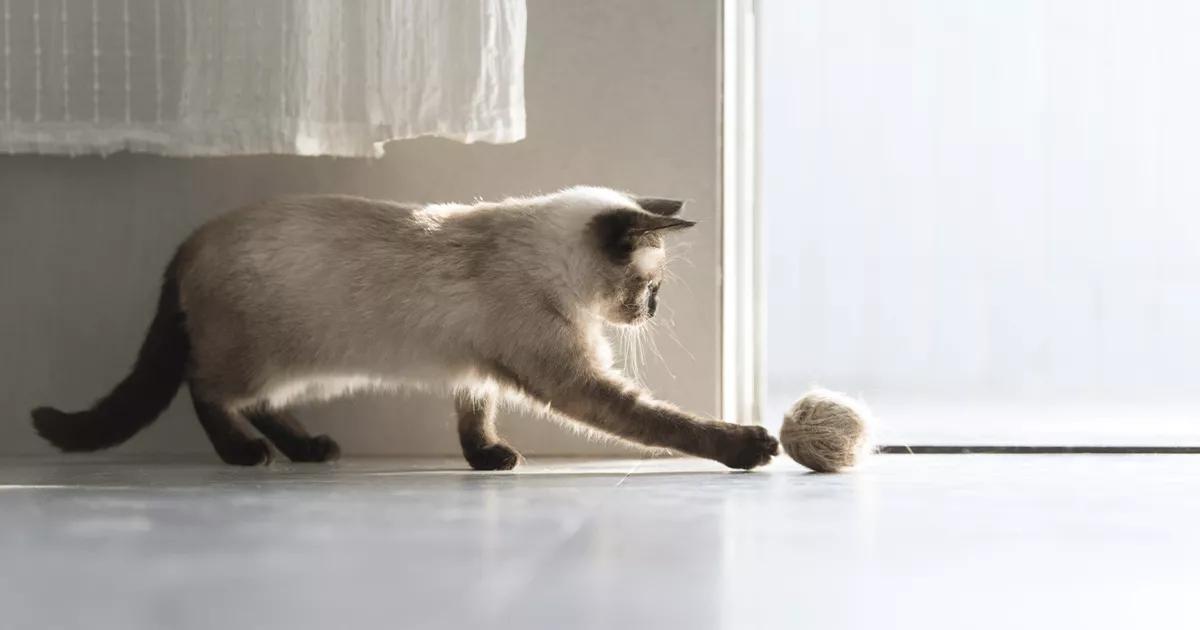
top-left (761, 0), bottom-right (1200, 444)
top-left (0, 0), bottom-right (722, 456)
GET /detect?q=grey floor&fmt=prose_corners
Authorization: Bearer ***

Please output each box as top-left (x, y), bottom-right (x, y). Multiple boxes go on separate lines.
top-left (2, 454), bottom-right (1197, 630)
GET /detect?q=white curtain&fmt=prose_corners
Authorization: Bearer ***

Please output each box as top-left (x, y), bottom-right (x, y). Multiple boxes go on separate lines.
top-left (0, 0), bottom-right (526, 157)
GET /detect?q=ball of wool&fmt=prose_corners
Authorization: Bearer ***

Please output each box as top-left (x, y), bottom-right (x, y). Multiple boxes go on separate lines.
top-left (780, 388), bottom-right (874, 473)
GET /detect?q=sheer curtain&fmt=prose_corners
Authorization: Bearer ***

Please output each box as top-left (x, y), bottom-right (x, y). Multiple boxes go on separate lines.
top-left (0, 0), bottom-right (525, 157)
top-left (762, 0), bottom-right (1200, 445)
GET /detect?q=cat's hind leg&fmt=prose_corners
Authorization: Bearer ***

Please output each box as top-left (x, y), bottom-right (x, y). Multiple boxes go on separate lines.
top-left (246, 408), bottom-right (341, 463)
top-left (188, 385), bottom-right (274, 466)
top-left (456, 392), bottom-right (522, 470)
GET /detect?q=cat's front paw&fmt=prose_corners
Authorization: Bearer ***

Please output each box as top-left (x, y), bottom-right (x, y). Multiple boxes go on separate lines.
top-left (714, 425), bottom-right (779, 470)
top-left (464, 442), bottom-right (524, 471)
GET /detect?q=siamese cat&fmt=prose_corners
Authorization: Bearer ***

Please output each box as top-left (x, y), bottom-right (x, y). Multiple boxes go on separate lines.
top-left (32, 187), bottom-right (779, 470)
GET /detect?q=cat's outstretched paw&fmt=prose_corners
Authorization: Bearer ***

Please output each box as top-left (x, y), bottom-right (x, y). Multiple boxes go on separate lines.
top-left (464, 442), bottom-right (523, 471)
top-left (715, 425), bottom-right (779, 470)
top-left (218, 438), bottom-right (274, 466)
top-left (288, 434), bottom-right (341, 463)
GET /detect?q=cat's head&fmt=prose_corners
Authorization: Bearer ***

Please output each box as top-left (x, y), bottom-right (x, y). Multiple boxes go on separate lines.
top-left (582, 192), bottom-right (695, 326)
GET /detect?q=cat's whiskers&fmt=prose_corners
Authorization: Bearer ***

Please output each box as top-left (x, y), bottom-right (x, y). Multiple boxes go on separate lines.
top-left (642, 318), bottom-right (675, 379)
top-left (661, 254), bottom-right (696, 303)
top-left (617, 326), bottom-right (644, 385)
top-left (657, 302), bottom-right (697, 362)
top-left (636, 324), bottom-right (649, 377)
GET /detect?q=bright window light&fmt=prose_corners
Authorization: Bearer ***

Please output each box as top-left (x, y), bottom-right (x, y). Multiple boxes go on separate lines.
top-left (761, 0), bottom-right (1200, 446)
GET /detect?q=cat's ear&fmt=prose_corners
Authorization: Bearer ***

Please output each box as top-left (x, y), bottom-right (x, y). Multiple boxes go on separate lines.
top-left (636, 197), bottom-right (687, 217)
top-left (590, 210), bottom-right (696, 263)
top-left (592, 209), bottom-right (696, 239)
top-left (629, 213), bottom-right (697, 235)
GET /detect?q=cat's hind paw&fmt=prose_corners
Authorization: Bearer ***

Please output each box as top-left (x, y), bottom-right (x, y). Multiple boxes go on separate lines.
top-left (464, 442), bottom-right (523, 471)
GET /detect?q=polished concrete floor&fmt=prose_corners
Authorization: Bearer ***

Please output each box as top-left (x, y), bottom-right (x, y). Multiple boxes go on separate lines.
top-left (1, 454), bottom-right (1197, 630)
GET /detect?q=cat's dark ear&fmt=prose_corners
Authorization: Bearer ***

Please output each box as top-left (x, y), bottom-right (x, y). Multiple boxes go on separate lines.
top-left (590, 210), bottom-right (696, 263)
top-left (629, 213), bottom-right (696, 234)
top-left (636, 197), bottom-right (687, 217)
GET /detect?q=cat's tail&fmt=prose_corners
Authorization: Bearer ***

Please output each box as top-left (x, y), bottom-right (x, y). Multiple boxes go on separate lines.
top-left (31, 254), bottom-right (190, 452)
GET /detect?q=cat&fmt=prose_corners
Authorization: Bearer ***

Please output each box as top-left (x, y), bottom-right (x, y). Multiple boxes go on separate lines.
top-left (32, 186), bottom-right (779, 470)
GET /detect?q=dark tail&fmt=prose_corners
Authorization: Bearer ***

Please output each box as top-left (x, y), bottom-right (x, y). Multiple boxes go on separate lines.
top-left (32, 256), bottom-right (189, 452)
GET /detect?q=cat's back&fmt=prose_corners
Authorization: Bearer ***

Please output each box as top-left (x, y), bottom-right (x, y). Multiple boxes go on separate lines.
top-left (193, 194), bottom-right (418, 250)
top-left (177, 195), bottom-right (432, 315)
top-left (179, 194), bottom-right (421, 273)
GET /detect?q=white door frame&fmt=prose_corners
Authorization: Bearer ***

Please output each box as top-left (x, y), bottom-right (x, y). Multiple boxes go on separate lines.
top-left (720, 0), bottom-right (762, 425)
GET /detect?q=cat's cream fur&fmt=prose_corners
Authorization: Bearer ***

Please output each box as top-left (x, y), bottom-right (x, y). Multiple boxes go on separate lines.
top-left (33, 187), bottom-right (779, 470)
top-left (182, 187), bottom-right (638, 409)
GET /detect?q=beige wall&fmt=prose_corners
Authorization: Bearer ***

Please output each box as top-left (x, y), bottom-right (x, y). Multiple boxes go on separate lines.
top-left (0, 0), bottom-right (721, 457)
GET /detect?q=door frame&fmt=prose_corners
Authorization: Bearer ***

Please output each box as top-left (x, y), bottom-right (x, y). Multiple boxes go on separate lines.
top-left (720, 0), bottom-right (762, 425)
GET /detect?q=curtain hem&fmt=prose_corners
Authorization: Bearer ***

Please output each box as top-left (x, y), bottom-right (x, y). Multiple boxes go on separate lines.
top-left (0, 112), bottom-right (526, 158)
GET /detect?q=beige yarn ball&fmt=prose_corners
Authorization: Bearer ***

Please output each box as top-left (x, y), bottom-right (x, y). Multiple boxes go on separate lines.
top-left (780, 388), bottom-right (875, 473)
